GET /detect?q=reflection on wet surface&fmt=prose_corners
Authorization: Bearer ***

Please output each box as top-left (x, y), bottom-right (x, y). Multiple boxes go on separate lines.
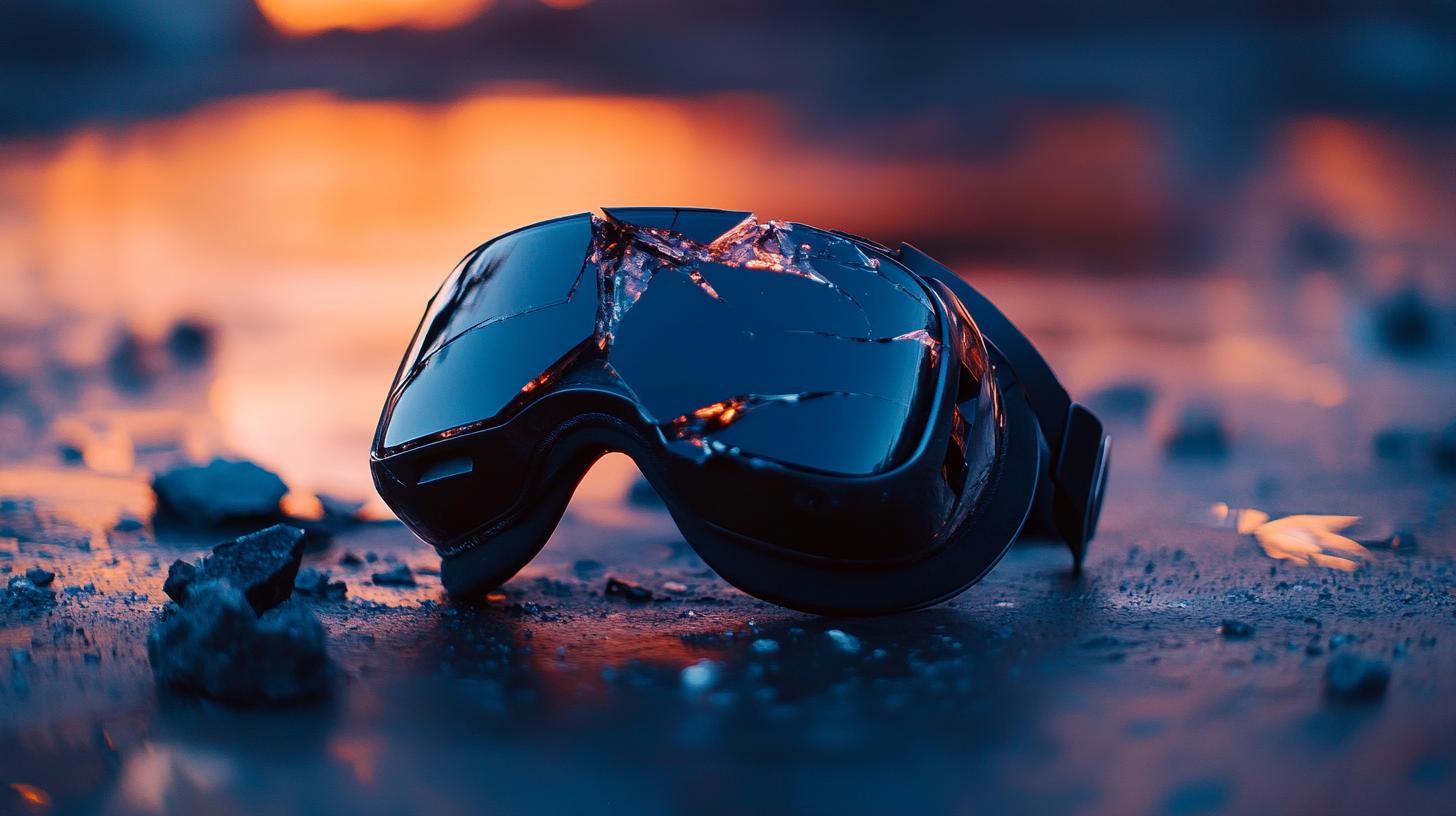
top-left (2, 87), bottom-right (1455, 814)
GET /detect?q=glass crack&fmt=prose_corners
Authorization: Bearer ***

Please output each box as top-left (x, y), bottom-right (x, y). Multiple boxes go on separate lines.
top-left (661, 391), bottom-right (908, 444)
top-left (589, 213), bottom-right (891, 349)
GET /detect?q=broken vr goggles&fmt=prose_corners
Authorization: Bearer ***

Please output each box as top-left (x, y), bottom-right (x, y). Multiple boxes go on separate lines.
top-left (371, 208), bottom-right (1109, 615)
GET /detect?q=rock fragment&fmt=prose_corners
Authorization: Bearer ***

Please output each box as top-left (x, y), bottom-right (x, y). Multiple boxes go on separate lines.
top-left (163, 524), bottom-right (305, 614)
top-left (825, 629), bottom-right (861, 654)
top-left (152, 458), bottom-right (288, 526)
top-left (148, 581), bottom-right (332, 703)
top-left (24, 567), bottom-right (54, 587)
top-left (294, 567), bottom-right (347, 600)
top-left (1324, 652), bottom-right (1390, 701)
top-left (1219, 619), bottom-right (1254, 639)
top-left (370, 564), bottom-right (416, 587)
top-left (1164, 405), bottom-right (1229, 459)
top-left (605, 576), bottom-right (653, 602)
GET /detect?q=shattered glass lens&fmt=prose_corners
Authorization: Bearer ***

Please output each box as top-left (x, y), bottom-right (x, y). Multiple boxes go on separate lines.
top-left (380, 210), bottom-right (945, 476)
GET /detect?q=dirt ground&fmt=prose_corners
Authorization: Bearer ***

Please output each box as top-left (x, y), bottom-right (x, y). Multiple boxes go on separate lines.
top-left (3, 261), bottom-right (1455, 815)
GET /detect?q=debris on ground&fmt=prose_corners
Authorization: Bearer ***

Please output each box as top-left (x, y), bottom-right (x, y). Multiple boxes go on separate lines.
top-left (628, 477), bottom-right (665, 508)
top-left (113, 514), bottom-right (145, 532)
top-left (370, 564), bottom-right (416, 586)
top-left (316, 494), bottom-right (365, 524)
top-left (5, 574), bottom-right (55, 610)
top-left (1164, 405), bottom-right (1230, 459)
top-left (24, 566), bottom-right (55, 587)
top-left (165, 318), bottom-right (214, 366)
top-left (1361, 530), bottom-right (1418, 552)
top-left (294, 567), bottom-right (347, 600)
top-left (825, 629), bottom-right (861, 654)
top-left (148, 580), bottom-right (333, 704)
top-left (605, 576), bottom-right (653, 602)
top-left (1219, 619), bottom-right (1254, 638)
top-left (1435, 421), bottom-right (1456, 474)
top-left (152, 458), bottom-right (289, 526)
top-left (680, 659), bottom-right (721, 694)
top-left (1324, 652), bottom-right (1391, 701)
top-left (1373, 287), bottom-right (1437, 354)
top-left (338, 551), bottom-right (363, 567)
top-left (1088, 380), bottom-right (1156, 420)
top-left (163, 524), bottom-right (306, 614)
top-left (662, 581), bottom-right (688, 594)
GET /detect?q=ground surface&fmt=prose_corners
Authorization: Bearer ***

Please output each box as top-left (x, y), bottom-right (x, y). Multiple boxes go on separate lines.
top-left (2, 298), bottom-right (1454, 815)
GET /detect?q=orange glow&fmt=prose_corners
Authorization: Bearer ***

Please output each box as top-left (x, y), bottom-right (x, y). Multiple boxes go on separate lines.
top-left (255, 0), bottom-right (491, 36)
top-left (1217, 505), bottom-right (1370, 571)
top-left (0, 88), bottom-right (1166, 509)
top-left (10, 784), bottom-right (52, 808)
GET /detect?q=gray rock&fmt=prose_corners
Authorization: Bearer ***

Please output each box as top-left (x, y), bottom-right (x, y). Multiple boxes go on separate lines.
top-left (605, 576), bottom-right (653, 602)
top-left (1219, 619), bottom-right (1254, 638)
top-left (24, 567), bottom-right (54, 587)
top-left (294, 567), bottom-right (347, 600)
top-left (1164, 405), bottom-right (1229, 459)
top-left (1324, 652), bottom-right (1390, 701)
top-left (164, 524), bottom-right (305, 614)
top-left (147, 581), bottom-right (332, 703)
top-left (152, 458), bottom-right (288, 526)
top-left (370, 564), bottom-right (416, 587)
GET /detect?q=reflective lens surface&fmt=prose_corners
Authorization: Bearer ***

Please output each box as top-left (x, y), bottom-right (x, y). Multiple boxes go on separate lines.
top-left (380, 209), bottom-right (945, 476)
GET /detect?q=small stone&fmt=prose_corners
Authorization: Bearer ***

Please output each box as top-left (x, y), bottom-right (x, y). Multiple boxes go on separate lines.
top-left (1324, 652), bottom-right (1390, 701)
top-left (294, 567), bottom-right (347, 600)
top-left (1434, 422), bottom-right (1456, 474)
top-left (165, 318), bottom-right (214, 366)
top-left (1373, 287), bottom-right (1437, 354)
top-left (113, 514), bottom-right (146, 532)
top-left (24, 567), bottom-right (54, 587)
top-left (316, 494), bottom-right (364, 523)
top-left (751, 638), bottom-right (780, 655)
top-left (370, 564), bottom-right (416, 587)
top-left (147, 581), bottom-right (333, 703)
top-left (1219, 619), bottom-right (1254, 639)
top-left (662, 581), bottom-right (688, 594)
top-left (825, 629), bottom-right (861, 654)
top-left (680, 659), bottom-right (721, 693)
top-left (1165, 405), bottom-right (1229, 459)
top-left (573, 559), bottom-right (603, 578)
top-left (152, 458), bottom-right (288, 526)
top-left (1362, 530), bottom-right (1418, 552)
top-left (1087, 380), bottom-right (1155, 420)
top-left (604, 577), bottom-right (652, 602)
top-left (163, 524), bottom-right (306, 614)
top-left (1372, 426), bottom-right (1425, 461)
top-left (338, 551), bottom-right (363, 567)
top-left (627, 477), bottom-right (664, 508)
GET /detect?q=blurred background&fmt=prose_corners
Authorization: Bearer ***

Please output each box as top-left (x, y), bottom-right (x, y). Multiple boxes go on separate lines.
top-left (2, 0), bottom-right (1455, 507)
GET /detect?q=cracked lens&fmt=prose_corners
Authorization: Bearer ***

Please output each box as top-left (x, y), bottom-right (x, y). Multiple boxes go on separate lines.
top-left (386, 210), bottom-right (950, 473)
top-left (587, 213), bottom-right (917, 350)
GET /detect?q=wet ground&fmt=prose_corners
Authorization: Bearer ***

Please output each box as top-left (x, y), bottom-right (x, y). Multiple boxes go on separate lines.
top-left (3, 89), bottom-right (1456, 815)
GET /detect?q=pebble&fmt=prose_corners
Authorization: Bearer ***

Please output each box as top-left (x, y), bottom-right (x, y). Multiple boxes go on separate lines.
top-left (1219, 619), bottom-right (1254, 639)
top-left (605, 577), bottom-right (653, 602)
top-left (148, 580), bottom-right (333, 703)
top-left (680, 659), bottom-right (721, 693)
top-left (1324, 652), bottom-right (1390, 701)
top-left (294, 567), bottom-right (347, 600)
top-left (24, 567), bottom-right (54, 587)
top-left (825, 629), bottom-right (861, 654)
top-left (371, 564), bottom-right (416, 587)
top-left (152, 458), bottom-right (289, 526)
top-left (164, 524), bottom-right (306, 614)
top-left (1165, 405), bottom-right (1229, 459)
